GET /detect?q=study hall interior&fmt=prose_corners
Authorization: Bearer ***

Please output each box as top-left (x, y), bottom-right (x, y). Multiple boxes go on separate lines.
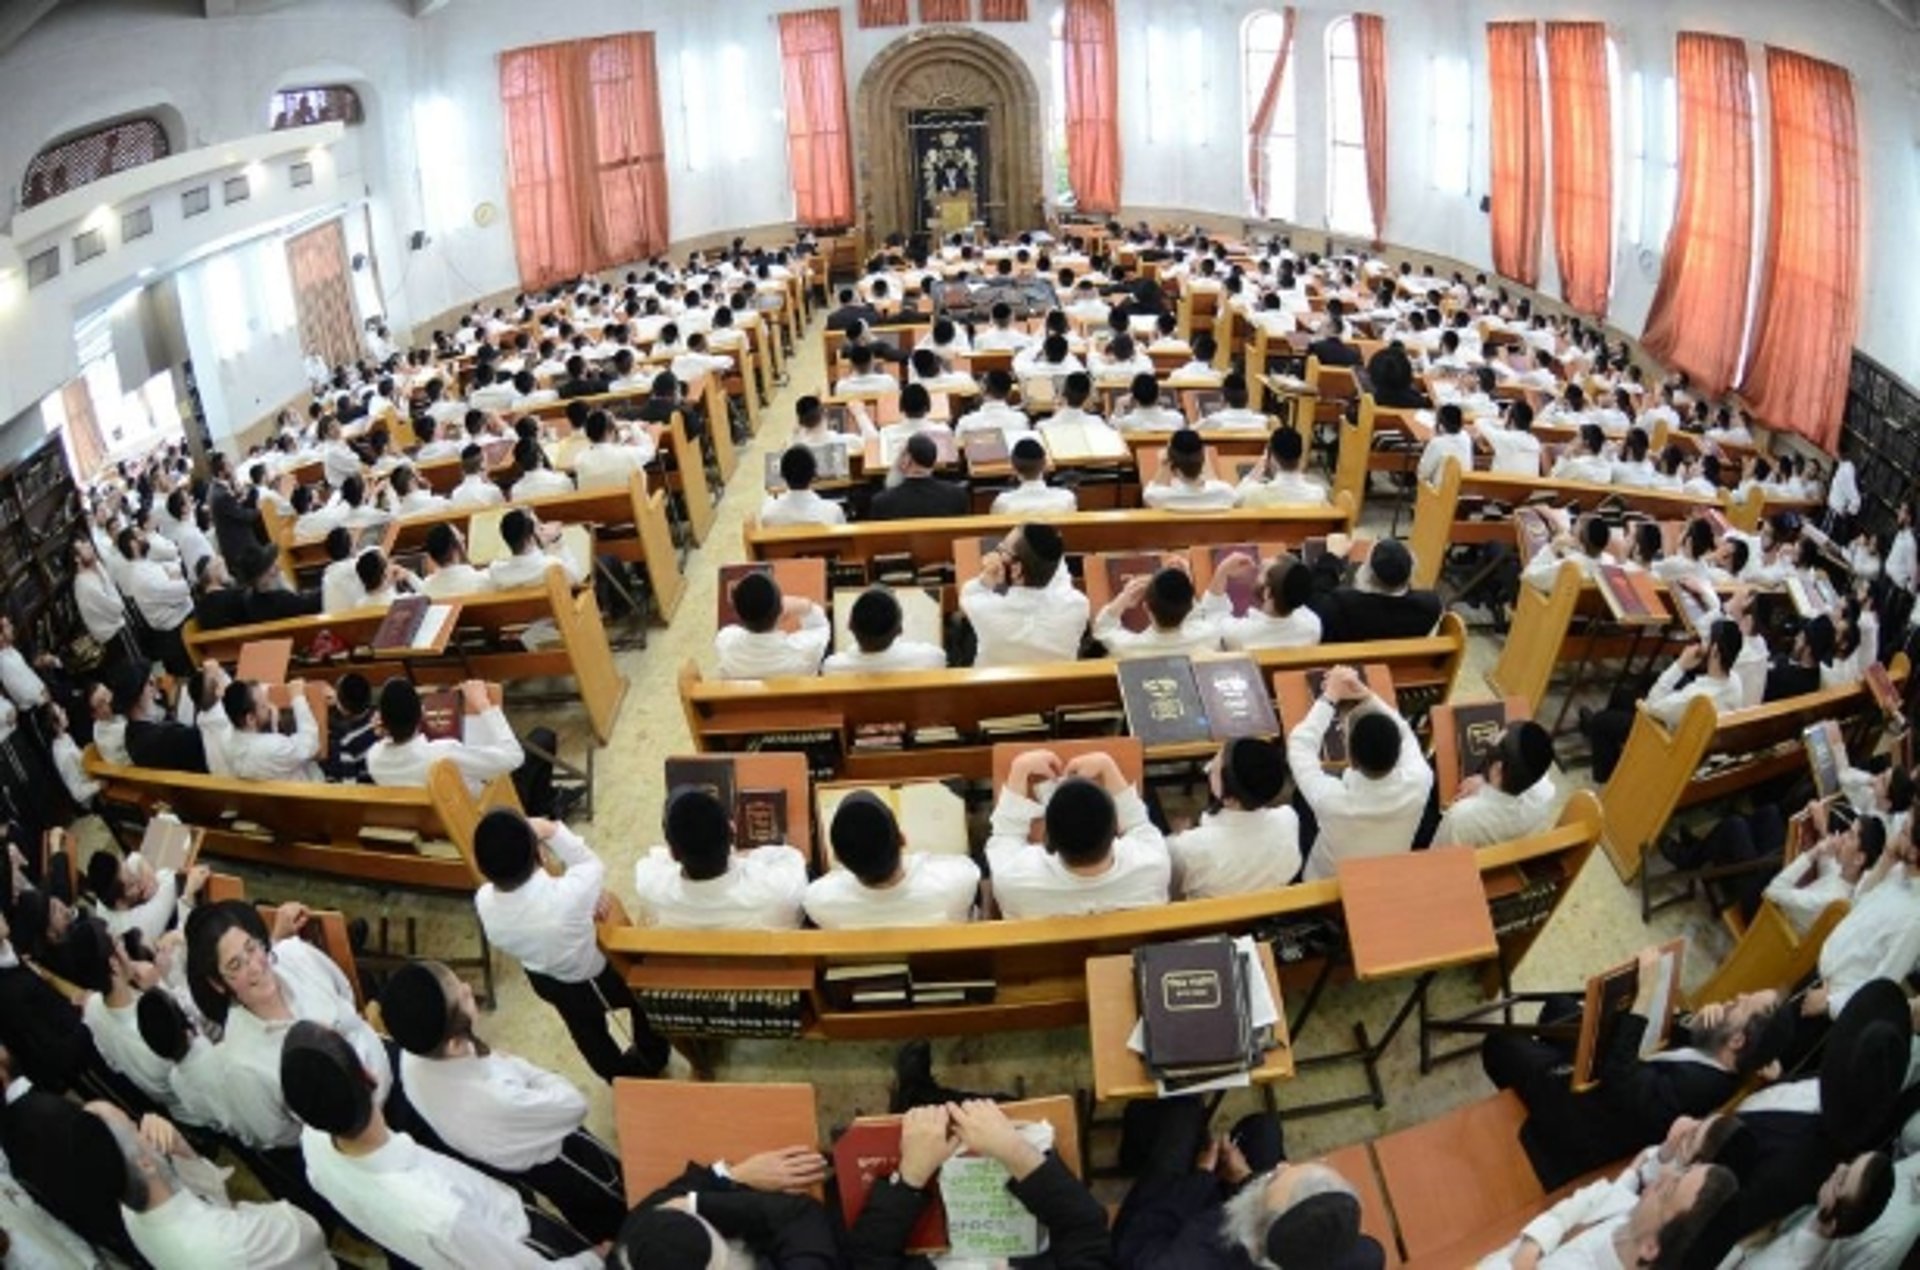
top-left (0, 0), bottom-right (1917, 1268)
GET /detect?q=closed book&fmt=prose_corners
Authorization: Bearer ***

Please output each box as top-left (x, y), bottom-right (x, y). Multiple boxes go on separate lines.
top-left (370, 595), bottom-right (430, 650)
top-left (1192, 657), bottom-right (1279, 740)
top-left (1208, 544), bottom-right (1261, 617)
top-left (823, 403), bottom-right (858, 435)
top-left (823, 963), bottom-right (911, 1010)
top-left (664, 758), bottom-right (737, 815)
top-left (811, 441), bottom-right (851, 480)
top-left (419, 688), bottom-right (464, 742)
top-left (1117, 656), bottom-right (1213, 749)
top-left (1670, 582), bottom-right (1715, 641)
top-left (1435, 699), bottom-right (1512, 800)
top-left (1187, 389), bottom-right (1226, 420)
top-left (962, 427), bottom-right (1010, 468)
top-left (1134, 936), bottom-right (1250, 1072)
top-left (1865, 662), bottom-right (1902, 717)
top-left (716, 563), bottom-right (774, 629)
top-left (833, 1120), bottom-right (947, 1252)
top-left (1571, 938), bottom-right (1684, 1090)
top-left (1804, 722), bottom-right (1845, 800)
top-left (1103, 552), bottom-right (1166, 634)
top-left (1594, 564), bottom-right (1665, 624)
top-left (1303, 668), bottom-right (1370, 765)
top-left (1515, 507), bottom-right (1556, 563)
top-left (736, 788), bottom-right (788, 849)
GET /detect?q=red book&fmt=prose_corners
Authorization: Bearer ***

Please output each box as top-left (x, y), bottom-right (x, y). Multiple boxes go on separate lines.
top-left (1208, 544), bottom-right (1261, 617)
top-left (419, 688), bottom-right (464, 742)
top-left (1102, 552), bottom-right (1165, 634)
top-left (716, 563), bottom-right (774, 630)
top-left (833, 1121), bottom-right (947, 1252)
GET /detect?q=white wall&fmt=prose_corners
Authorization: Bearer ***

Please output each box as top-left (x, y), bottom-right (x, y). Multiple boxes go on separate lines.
top-left (0, 0), bottom-right (1914, 436)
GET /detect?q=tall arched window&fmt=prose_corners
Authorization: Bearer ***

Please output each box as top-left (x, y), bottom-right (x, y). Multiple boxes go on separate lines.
top-left (269, 85), bottom-right (364, 130)
top-left (1325, 16), bottom-right (1372, 236)
top-left (1048, 7), bottom-right (1071, 201)
top-left (21, 117), bottom-right (171, 208)
top-left (1243, 11), bottom-right (1297, 221)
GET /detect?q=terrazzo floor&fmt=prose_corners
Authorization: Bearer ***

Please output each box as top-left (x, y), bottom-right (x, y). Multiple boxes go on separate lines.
top-left (124, 309), bottom-right (1741, 1260)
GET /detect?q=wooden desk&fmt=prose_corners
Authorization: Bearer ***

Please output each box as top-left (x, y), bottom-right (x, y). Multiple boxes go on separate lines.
top-left (1338, 847), bottom-right (1499, 981)
top-left (1323, 1141), bottom-right (1404, 1268)
top-left (989, 737), bottom-right (1145, 795)
top-left (613, 1079), bottom-right (820, 1204)
top-left (667, 752), bottom-right (815, 861)
top-left (1371, 1091), bottom-right (1542, 1263)
top-left (1085, 943), bottom-right (1294, 1101)
top-left (717, 559), bottom-right (830, 631)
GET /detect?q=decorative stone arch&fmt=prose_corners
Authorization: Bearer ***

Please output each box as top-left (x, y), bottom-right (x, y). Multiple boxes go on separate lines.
top-left (856, 28), bottom-right (1044, 241)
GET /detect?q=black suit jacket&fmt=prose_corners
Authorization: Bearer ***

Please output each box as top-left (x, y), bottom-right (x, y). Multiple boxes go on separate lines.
top-left (1307, 336), bottom-right (1362, 367)
top-left (0, 965), bottom-right (94, 1093)
top-left (1763, 661), bottom-right (1822, 703)
top-left (245, 587), bottom-right (323, 625)
top-left (3, 1085), bottom-right (136, 1259)
top-left (847, 1154), bottom-right (1112, 1270)
top-left (828, 304), bottom-right (883, 334)
top-left (1308, 588), bottom-right (1444, 644)
top-left (126, 718), bottom-right (208, 774)
top-left (194, 587), bottom-right (251, 631)
top-left (870, 477), bottom-right (970, 522)
top-left (1682, 1107), bottom-right (1833, 1270)
top-left (630, 1164), bottom-right (839, 1269)
top-left (209, 481), bottom-right (276, 583)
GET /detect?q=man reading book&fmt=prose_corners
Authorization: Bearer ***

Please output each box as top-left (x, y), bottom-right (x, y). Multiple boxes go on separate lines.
top-left (983, 749), bottom-right (1169, 918)
top-left (1197, 553), bottom-right (1323, 650)
top-left (822, 588), bottom-right (947, 675)
top-left (630, 787), bottom-right (808, 930)
top-left (1286, 666), bottom-right (1433, 881)
top-left (1235, 427), bottom-right (1330, 509)
top-left (1092, 565), bottom-right (1222, 658)
top-left (418, 522), bottom-right (493, 599)
top-left (1432, 720), bottom-right (1558, 847)
top-left (1481, 944), bottom-right (1795, 1190)
top-left (367, 677), bottom-right (567, 819)
top-left (221, 678), bottom-right (325, 783)
top-left (1168, 738), bottom-right (1301, 899)
top-left (714, 570), bottom-right (830, 680)
top-left (1580, 620), bottom-right (1746, 783)
top-left (802, 792), bottom-right (979, 929)
top-left (961, 524), bottom-right (1089, 667)
top-left (989, 437), bottom-right (1077, 516)
top-left (760, 446), bottom-right (846, 528)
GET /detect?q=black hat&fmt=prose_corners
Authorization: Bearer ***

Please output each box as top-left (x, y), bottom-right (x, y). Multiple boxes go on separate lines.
top-left (1169, 428), bottom-right (1205, 457)
top-left (280, 1020), bottom-right (374, 1137)
top-left (1221, 737), bottom-right (1287, 808)
top-left (109, 663), bottom-right (150, 716)
top-left (1368, 540), bottom-right (1412, 590)
top-left (65, 917), bottom-right (114, 995)
top-left (1510, 721), bottom-right (1556, 788)
top-left (1044, 776), bottom-right (1115, 863)
top-left (378, 962), bottom-right (450, 1056)
top-left (472, 809), bottom-right (538, 885)
top-left (612, 1205), bottom-right (714, 1269)
top-left (1820, 978), bottom-right (1911, 1152)
top-left (830, 790), bottom-right (897, 859)
top-left (1265, 1191), bottom-right (1374, 1270)
top-left (1011, 436), bottom-right (1046, 462)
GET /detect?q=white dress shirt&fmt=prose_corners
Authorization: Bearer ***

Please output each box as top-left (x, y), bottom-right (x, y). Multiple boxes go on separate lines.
top-left (1817, 864), bottom-right (1920, 1015)
top-left (487, 541), bottom-right (584, 590)
top-left (572, 441), bottom-right (653, 492)
top-left (1113, 405), bottom-right (1188, 433)
top-left (125, 1184), bottom-right (331, 1270)
top-left (300, 1128), bottom-right (599, 1270)
top-left (1551, 453), bottom-right (1615, 485)
top-left (0, 648), bottom-right (47, 711)
top-left (74, 565), bottom-right (127, 643)
top-left (1200, 407), bottom-right (1270, 431)
top-left (219, 939), bottom-right (392, 1148)
top-left (984, 785), bottom-right (1171, 918)
top-left (1288, 698), bottom-right (1435, 881)
top-left (1476, 424), bottom-right (1543, 477)
top-left (1418, 433), bottom-right (1476, 485)
top-left (1197, 592), bottom-right (1323, 649)
top-left (1477, 1174), bottom-right (1632, 1269)
top-left (83, 992), bottom-right (177, 1108)
top-left (960, 577), bottom-right (1089, 666)
top-left (630, 845), bottom-right (809, 930)
top-left (954, 402), bottom-right (1033, 437)
top-left (714, 609), bottom-right (831, 679)
top-left (367, 706), bottom-right (523, 794)
top-left (450, 476), bottom-right (507, 509)
top-left (166, 1035), bottom-right (236, 1133)
top-left (225, 696), bottom-right (322, 783)
top-left (50, 734), bottom-right (99, 805)
top-left (990, 481), bottom-right (1078, 516)
top-left (1143, 476), bottom-right (1238, 511)
top-left (1646, 662), bottom-right (1745, 730)
top-left (399, 1049), bottom-right (586, 1172)
top-left (758, 490), bottom-right (846, 527)
top-left (803, 854), bottom-right (981, 928)
top-left (1433, 778), bottom-right (1558, 848)
top-left (1761, 852), bottom-right (1858, 936)
top-left (510, 469), bottom-right (575, 502)
top-left (822, 639), bottom-right (947, 675)
top-left (99, 861), bottom-right (180, 947)
top-left (94, 715), bottom-right (131, 766)
top-left (129, 558), bottom-right (194, 629)
top-left (1236, 470), bottom-right (1330, 507)
top-left (1169, 807), bottom-right (1302, 899)
top-left (321, 559), bottom-right (368, 616)
top-left (474, 823), bottom-right (609, 983)
top-left (0, 1163), bottom-right (101, 1267)
top-left (1091, 608), bottom-right (1222, 658)
top-left (420, 564), bottom-right (494, 599)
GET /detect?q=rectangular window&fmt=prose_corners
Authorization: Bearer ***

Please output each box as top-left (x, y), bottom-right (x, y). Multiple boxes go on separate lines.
top-left (182, 186), bottom-right (210, 217)
top-left (1430, 54), bottom-right (1472, 196)
top-left (223, 175), bottom-right (250, 204)
top-left (72, 229), bottom-right (105, 265)
top-left (290, 160), bottom-right (315, 188)
top-left (26, 247), bottom-right (60, 288)
top-left (121, 205), bottom-right (153, 242)
top-left (1326, 20), bottom-right (1371, 235)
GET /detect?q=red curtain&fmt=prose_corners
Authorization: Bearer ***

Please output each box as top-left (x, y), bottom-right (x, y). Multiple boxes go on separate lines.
top-left (1546, 22), bottom-right (1613, 316)
top-left (921, 0), bottom-right (970, 21)
top-left (981, 0), bottom-right (1028, 19)
top-left (1486, 22), bottom-right (1544, 288)
top-left (1353, 13), bottom-right (1388, 241)
top-left (1641, 34), bottom-right (1754, 398)
top-left (779, 9), bottom-right (857, 228)
top-left (1246, 7), bottom-right (1296, 220)
top-left (285, 219), bottom-right (361, 368)
top-left (499, 33), bottom-right (669, 289)
top-left (1063, 0), bottom-right (1122, 214)
top-left (1737, 49), bottom-right (1861, 452)
top-left (858, 0), bottom-right (908, 26)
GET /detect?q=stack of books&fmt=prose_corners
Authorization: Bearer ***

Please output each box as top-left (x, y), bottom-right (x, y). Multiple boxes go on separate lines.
top-left (1130, 935), bottom-right (1276, 1094)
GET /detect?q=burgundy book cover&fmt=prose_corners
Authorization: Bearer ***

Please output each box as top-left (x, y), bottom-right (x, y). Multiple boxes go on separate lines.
top-left (419, 689), bottom-right (464, 742)
top-left (833, 1121), bottom-right (946, 1252)
top-left (716, 563), bottom-right (774, 629)
top-left (1208, 544), bottom-right (1261, 617)
top-left (736, 788), bottom-right (788, 849)
top-left (962, 427), bottom-right (1009, 468)
top-left (1103, 552), bottom-right (1166, 634)
top-left (1192, 657), bottom-right (1279, 740)
top-left (370, 596), bottom-right (430, 651)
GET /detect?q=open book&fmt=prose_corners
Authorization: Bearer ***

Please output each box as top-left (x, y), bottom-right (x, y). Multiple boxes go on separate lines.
top-left (1571, 937), bottom-right (1685, 1091)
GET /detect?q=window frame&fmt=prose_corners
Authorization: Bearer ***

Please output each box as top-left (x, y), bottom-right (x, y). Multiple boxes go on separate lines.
top-left (1242, 10), bottom-right (1298, 220)
top-left (1324, 15), bottom-right (1373, 236)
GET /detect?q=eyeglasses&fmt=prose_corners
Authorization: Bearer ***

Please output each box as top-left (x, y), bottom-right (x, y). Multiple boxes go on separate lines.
top-left (220, 938), bottom-right (269, 979)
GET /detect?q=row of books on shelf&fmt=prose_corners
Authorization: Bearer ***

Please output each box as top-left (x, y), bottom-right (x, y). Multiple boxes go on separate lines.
top-left (822, 963), bottom-right (997, 1011)
top-left (629, 988), bottom-right (807, 1037)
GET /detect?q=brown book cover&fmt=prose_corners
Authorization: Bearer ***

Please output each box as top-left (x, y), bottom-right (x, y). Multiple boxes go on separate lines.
top-left (1515, 507), bottom-right (1556, 563)
top-left (1133, 936), bottom-right (1250, 1071)
top-left (1595, 564), bottom-right (1666, 624)
top-left (418, 688), bottom-right (464, 742)
top-left (1192, 657), bottom-right (1279, 740)
top-left (370, 595), bottom-right (430, 651)
top-left (716, 563), bottom-right (774, 630)
top-left (1103, 552), bottom-right (1166, 634)
top-left (1303, 667), bottom-right (1373, 765)
top-left (236, 638), bottom-right (293, 686)
top-left (736, 788), bottom-right (788, 849)
top-left (480, 438), bottom-right (514, 468)
top-left (1208, 544), bottom-right (1261, 617)
top-left (1433, 699), bottom-right (1513, 802)
top-left (961, 427), bottom-right (1009, 468)
top-left (1116, 656), bottom-right (1213, 748)
top-left (1571, 938), bottom-right (1685, 1091)
top-left (1865, 662), bottom-right (1902, 717)
top-left (664, 758), bottom-right (737, 813)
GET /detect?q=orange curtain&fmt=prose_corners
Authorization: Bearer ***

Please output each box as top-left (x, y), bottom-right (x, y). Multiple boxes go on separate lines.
top-left (981, 0), bottom-right (1028, 19)
top-left (1246, 7), bottom-right (1296, 220)
top-left (921, 0), bottom-right (970, 20)
top-left (1353, 13), bottom-right (1388, 241)
top-left (59, 379), bottom-right (107, 483)
top-left (1546, 22), bottom-right (1612, 316)
top-left (1737, 49), bottom-right (1861, 453)
top-left (1063, 0), bottom-right (1122, 214)
top-left (779, 9), bottom-right (858, 228)
top-left (1486, 22), bottom-right (1544, 288)
top-left (285, 219), bottom-right (361, 368)
top-left (1641, 34), bottom-right (1754, 398)
top-left (859, 0), bottom-right (908, 25)
top-left (499, 34), bottom-right (670, 289)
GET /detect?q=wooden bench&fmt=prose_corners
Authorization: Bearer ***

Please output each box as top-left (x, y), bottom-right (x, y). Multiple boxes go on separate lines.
top-left (1685, 898), bottom-right (1848, 1011)
top-left (679, 617), bottom-right (1468, 781)
top-left (1595, 665), bottom-right (1907, 880)
top-left (743, 498), bottom-right (1358, 577)
top-left (182, 566), bottom-right (629, 744)
top-left (598, 792), bottom-right (1601, 1041)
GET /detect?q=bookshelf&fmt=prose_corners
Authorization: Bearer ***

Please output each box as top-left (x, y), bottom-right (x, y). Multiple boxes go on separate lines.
top-left (1840, 350), bottom-right (1920, 536)
top-left (0, 436), bottom-right (84, 659)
